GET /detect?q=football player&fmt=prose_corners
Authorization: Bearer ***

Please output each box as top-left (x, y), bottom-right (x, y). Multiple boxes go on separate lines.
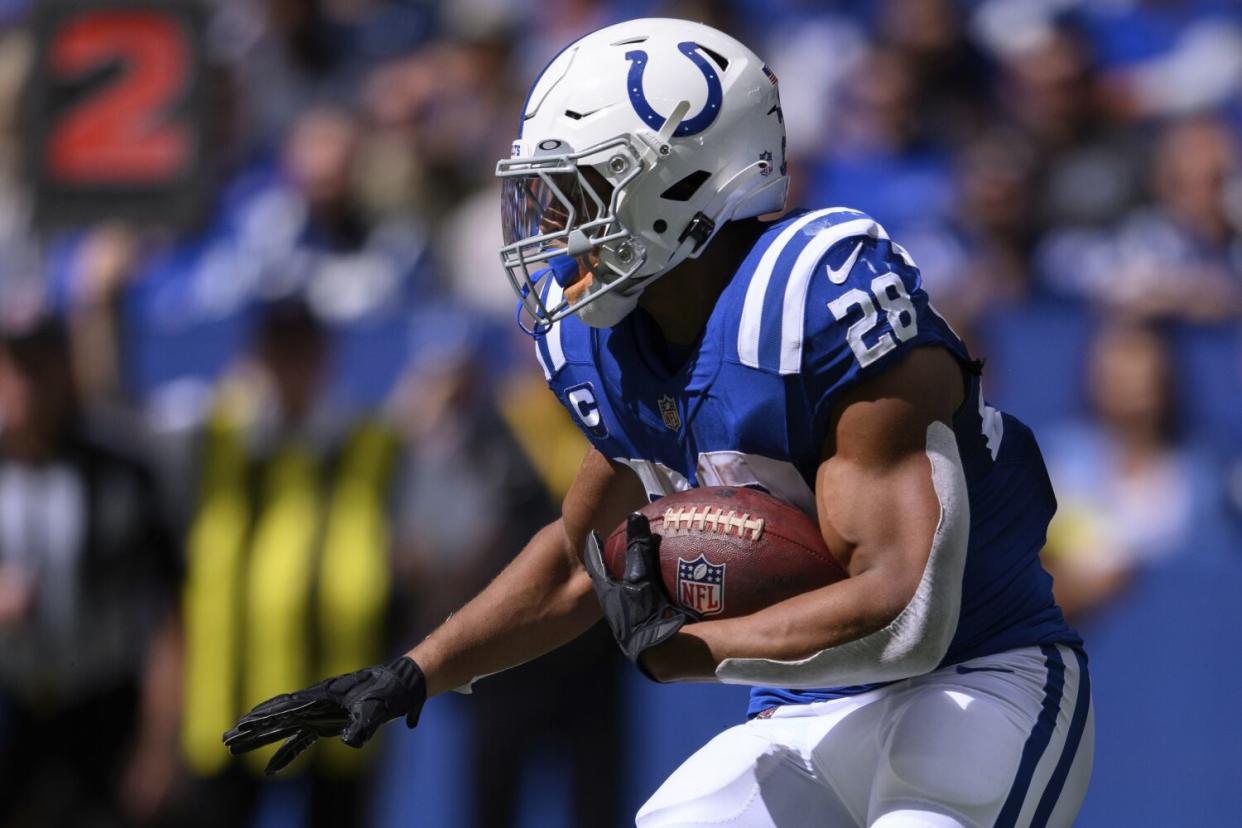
top-left (226, 19), bottom-right (1092, 827)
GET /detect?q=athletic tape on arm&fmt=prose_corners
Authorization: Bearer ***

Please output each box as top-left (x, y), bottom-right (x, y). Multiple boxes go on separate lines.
top-left (714, 422), bottom-right (969, 688)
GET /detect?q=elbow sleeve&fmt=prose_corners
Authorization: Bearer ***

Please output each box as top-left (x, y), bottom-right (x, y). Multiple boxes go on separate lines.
top-left (714, 421), bottom-right (970, 689)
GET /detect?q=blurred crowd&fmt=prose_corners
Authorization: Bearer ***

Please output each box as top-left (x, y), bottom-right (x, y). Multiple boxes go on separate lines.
top-left (0, 1), bottom-right (1240, 827)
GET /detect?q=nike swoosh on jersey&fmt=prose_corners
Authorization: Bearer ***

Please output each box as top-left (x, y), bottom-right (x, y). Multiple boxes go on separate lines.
top-left (825, 242), bottom-right (863, 284)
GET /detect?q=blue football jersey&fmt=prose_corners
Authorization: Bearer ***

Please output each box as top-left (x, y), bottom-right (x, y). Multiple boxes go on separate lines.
top-left (536, 207), bottom-right (1081, 716)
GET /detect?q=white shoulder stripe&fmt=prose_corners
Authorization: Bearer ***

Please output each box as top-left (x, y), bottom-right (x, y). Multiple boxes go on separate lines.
top-left (546, 280), bottom-right (567, 373)
top-left (533, 279), bottom-right (567, 380)
top-left (737, 208), bottom-right (851, 369)
top-left (534, 338), bottom-right (552, 380)
top-left (778, 217), bottom-right (889, 375)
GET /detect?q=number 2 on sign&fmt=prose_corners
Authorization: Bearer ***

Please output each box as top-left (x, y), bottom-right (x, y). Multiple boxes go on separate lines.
top-left (47, 10), bottom-right (191, 184)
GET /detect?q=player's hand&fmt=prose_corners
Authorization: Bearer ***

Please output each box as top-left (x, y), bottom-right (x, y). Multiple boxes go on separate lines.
top-left (584, 513), bottom-right (698, 679)
top-left (223, 656), bottom-right (426, 775)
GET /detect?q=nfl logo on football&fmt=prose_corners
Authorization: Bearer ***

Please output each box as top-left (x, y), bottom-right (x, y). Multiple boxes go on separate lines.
top-left (676, 555), bottom-right (725, 616)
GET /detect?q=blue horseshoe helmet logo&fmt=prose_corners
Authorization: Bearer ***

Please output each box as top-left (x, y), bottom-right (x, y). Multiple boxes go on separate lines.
top-left (625, 41), bottom-right (723, 137)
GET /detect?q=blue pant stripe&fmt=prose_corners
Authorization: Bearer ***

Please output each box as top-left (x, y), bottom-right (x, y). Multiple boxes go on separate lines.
top-left (995, 643), bottom-right (1066, 828)
top-left (1030, 647), bottom-right (1091, 827)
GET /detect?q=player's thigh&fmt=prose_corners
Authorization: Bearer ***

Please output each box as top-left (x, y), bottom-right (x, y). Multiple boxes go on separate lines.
top-left (635, 722), bottom-right (853, 828)
top-left (868, 645), bottom-right (1093, 828)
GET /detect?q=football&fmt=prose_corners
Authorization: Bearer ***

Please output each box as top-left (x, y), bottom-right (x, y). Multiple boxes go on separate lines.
top-left (602, 487), bottom-right (848, 619)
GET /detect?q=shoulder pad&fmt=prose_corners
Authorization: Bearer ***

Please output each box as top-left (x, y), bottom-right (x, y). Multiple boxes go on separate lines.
top-left (733, 208), bottom-right (911, 375)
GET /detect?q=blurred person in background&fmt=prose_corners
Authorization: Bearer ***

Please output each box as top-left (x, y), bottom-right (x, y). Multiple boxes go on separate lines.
top-left (359, 10), bottom-right (524, 220)
top-left (1076, 0), bottom-right (1242, 122)
top-left (177, 298), bottom-right (399, 828)
top-left (45, 95), bottom-right (428, 423)
top-left (390, 311), bottom-right (628, 827)
top-left (807, 45), bottom-right (955, 232)
top-left (278, 102), bottom-right (429, 322)
top-left (213, 0), bottom-right (436, 153)
top-left (1105, 116), bottom-right (1241, 321)
top-left (0, 315), bottom-right (181, 828)
top-left (751, 3), bottom-right (867, 211)
top-left (873, 0), bottom-right (991, 146)
top-left (899, 128), bottom-right (1038, 337)
top-left (1041, 322), bottom-right (1229, 621)
top-left (1040, 115), bottom-right (1242, 321)
top-left (994, 20), bottom-right (1143, 234)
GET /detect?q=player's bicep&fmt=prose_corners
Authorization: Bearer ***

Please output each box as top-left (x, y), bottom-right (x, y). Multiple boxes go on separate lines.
top-left (715, 348), bottom-right (971, 686)
top-left (816, 347), bottom-right (965, 606)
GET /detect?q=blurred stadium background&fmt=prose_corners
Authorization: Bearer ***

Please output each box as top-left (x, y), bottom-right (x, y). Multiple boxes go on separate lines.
top-left (0, 0), bottom-right (1240, 826)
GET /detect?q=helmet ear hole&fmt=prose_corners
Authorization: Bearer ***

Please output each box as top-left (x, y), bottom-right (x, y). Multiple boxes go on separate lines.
top-left (653, 219), bottom-right (668, 233)
top-left (660, 170), bottom-right (711, 202)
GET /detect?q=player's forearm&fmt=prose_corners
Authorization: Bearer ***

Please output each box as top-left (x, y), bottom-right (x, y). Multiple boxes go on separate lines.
top-left (642, 567), bottom-right (910, 682)
top-left (408, 520), bottom-right (601, 696)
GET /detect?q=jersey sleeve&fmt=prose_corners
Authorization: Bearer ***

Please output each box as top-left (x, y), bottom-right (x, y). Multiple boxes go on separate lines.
top-left (799, 224), bottom-right (968, 431)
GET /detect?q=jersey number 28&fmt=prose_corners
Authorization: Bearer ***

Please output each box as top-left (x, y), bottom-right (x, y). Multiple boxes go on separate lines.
top-left (827, 272), bottom-right (918, 368)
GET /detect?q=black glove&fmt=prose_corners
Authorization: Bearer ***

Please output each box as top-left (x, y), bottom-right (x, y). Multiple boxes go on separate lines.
top-left (584, 513), bottom-right (698, 679)
top-left (223, 656), bottom-right (427, 775)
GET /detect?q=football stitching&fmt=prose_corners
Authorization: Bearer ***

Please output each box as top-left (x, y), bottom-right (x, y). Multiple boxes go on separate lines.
top-left (661, 506), bottom-right (765, 541)
top-left (652, 504), bottom-right (843, 572)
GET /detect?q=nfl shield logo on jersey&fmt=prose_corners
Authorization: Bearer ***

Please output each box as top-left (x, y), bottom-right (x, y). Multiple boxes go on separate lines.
top-left (676, 555), bottom-right (725, 616)
top-left (658, 395), bottom-right (682, 431)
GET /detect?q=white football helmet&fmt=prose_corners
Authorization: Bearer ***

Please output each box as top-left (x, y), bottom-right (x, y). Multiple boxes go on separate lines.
top-left (497, 17), bottom-right (788, 332)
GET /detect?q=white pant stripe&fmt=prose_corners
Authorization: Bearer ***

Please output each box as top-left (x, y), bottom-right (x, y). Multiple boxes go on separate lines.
top-left (1011, 644), bottom-right (1085, 828)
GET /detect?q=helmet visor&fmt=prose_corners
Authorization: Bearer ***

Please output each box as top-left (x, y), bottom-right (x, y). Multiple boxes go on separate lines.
top-left (495, 140), bottom-right (644, 332)
top-left (500, 170), bottom-right (602, 252)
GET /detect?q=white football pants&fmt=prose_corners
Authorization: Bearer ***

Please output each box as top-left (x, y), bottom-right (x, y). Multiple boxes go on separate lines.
top-left (636, 644), bottom-right (1093, 828)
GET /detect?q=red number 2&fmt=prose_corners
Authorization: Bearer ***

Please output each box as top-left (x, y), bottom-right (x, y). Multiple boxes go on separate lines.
top-left (47, 10), bottom-right (191, 185)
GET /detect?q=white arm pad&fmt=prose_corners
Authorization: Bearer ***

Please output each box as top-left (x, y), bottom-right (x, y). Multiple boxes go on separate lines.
top-left (714, 422), bottom-right (970, 689)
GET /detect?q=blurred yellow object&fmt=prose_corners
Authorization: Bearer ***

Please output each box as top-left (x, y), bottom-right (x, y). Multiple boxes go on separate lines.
top-left (242, 446), bottom-right (319, 773)
top-left (316, 424), bottom-right (397, 772)
top-left (181, 396), bottom-right (397, 777)
top-left (181, 410), bottom-right (248, 777)
top-left (1043, 504), bottom-right (1125, 573)
top-left (498, 373), bottom-right (589, 503)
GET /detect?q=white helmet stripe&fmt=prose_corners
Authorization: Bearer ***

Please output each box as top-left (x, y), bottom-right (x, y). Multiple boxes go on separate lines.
top-left (736, 208), bottom-right (849, 369)
top-left (778, 217), bottom-right (888, 375)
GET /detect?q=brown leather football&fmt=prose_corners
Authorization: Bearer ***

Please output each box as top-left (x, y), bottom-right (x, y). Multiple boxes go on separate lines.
top-left (602, 486), bottom-right (848, 619)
